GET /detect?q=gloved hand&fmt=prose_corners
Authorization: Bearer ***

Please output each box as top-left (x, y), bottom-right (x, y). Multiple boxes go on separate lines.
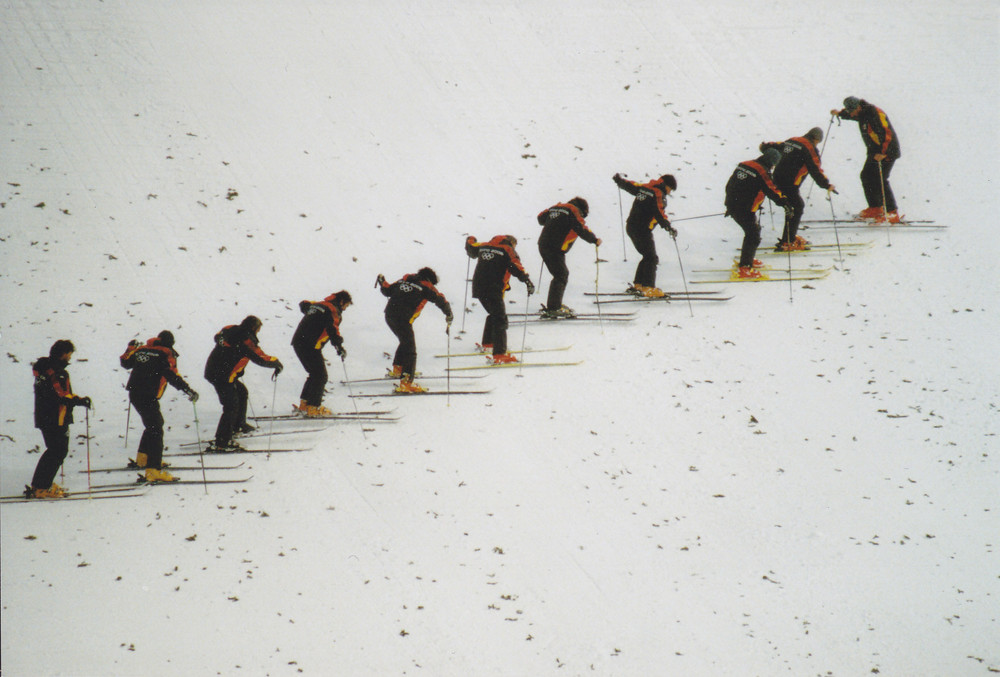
top-left (526, 280), bottom-right (535, 295)
top-left (669, 226), bottom-right (679, 240)
top-left (186, 389), bottom-right (199, 403)
top-left (445, 312), bottom-right (454, 325)
top-left (272, 359), bottom-right (284, 376)
top-left (830, 108), bottom-right (841, 116)
top-left (827, 185), bottom-right (838, 195)
top-left (375, 273), bottom-right (386, 288)
top-left (128, 339), bottom-right (141, 348)
top-left (78, 396), bottom-right (92, 409)
top-left (336, 344), bottom-right (347, 359)
top-left (784, 205), bottom-right (794, 217)
top-left (759, 142), bottom-right (767, 152)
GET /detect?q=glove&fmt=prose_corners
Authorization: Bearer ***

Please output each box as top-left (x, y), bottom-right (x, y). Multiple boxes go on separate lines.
top-left (299, 300), bottom-right (311, 314)
top-left (758, 142), bottom-right (767, 153)
top-left (186, 389), bottom-right (199, 403)
top-left (784, 205), bottom-right (794, 217)
top-left (128, 339), bottom-right (141, 348)
top-left (526, 280), bottom-right (535, 295)
top-left (272, 359), bottom-right (284, 376)
top-left (375, 273), bottom-right (386, 288)
top-left (336, 344), bottom-right (347, 359)
top-left (827, 185), bottom-right (838, 195)
top-left (78, 396), bottom-right (92, 409)
top-left (669, 227), bottom-right (678, 240)
top-left (445, 312), bottom-right (454, 325)
top-left (830, 108), bottom-right (841, 116)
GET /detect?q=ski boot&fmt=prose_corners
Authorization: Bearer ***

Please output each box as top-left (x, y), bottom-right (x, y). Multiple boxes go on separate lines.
top-left (641, 286), bottom-right (666, 298)
top-left (144, 467), bottom-right (179, 483)
top-left (492, 353), bottom-right (519, 364)
top-left (475, 343), bottom-right (494, 354)
top-left (857, 206), bottom-right (884, 220)
top-left (394, 375), bottom-right (427, 394)
top-left (735, 266), bottom-right (763, 279)
top-left (385, 365), bottom-right (403, 378)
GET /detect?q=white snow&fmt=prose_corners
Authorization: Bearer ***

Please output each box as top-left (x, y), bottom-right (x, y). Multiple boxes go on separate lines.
top-left (1, 1), bottom-right (998, 675)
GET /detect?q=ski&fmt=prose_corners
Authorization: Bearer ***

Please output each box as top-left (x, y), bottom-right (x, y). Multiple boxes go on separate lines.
top-left (593, 295), bottom-right (733, 304)
top-left (435, 346), bottom-right (571, 358)
top-left (694, 265), bottom-right (832, 274)
top-left (508, 311), bottom-right (636, 318)
top-left (250, 410), bottom-right (394, 421)
top-left (446, 361), bottom-right (582, 371)
top-left (350, 389), bottom-right (493, 397)
top-left (0, 490), bottom-right (148, 504)
top-left (341, 373), bottom-right (486, 384)
top-left (165, 447), bottom-right (309, 457)
top-left (80, 462), bottom-right (245, 474)
top-left (691, 272), bottom-right (829, 284)
top-left (91, 475), bottom-right (253, 490)
top-left (801, 218), bottom-right (940, 225)
top-left (178, 427), bottom-right (333, 447)
top-left (585, 290), bottom-right (726, 297)
top-left (510, 315), bottom-right (635, 323)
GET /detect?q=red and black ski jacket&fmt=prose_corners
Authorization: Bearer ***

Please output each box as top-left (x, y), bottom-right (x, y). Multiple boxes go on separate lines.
top-left (205, 324), bottom-right (279, 384)
top-left (120, 337), bottom-right (192, 400)
top-left (537, 202), bottom-right (598, 254)
top-left (725, 157), bottom-right (788, 214)
top-left (32, 356), bottom-right (85, 428)
top-left (760, 137), bottom-right (832, 191)
top-left (291, 297), bottom-right (345, 353)
top-left (465, 235), bottom-right (530, 299)
top-left (838, 100), bottom-right (900, 159)
top-left (613, 175), bottom-right (672, 234)
top-left (379, 273), bottom-right (452, 324)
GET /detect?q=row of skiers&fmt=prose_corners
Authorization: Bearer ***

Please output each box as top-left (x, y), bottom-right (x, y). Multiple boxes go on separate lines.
top-left (22, 96), bottom-right (899, 497)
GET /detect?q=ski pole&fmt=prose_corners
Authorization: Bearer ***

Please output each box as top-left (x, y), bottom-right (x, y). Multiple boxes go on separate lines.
top-left (536, 260), bottom-right (545, 314)
top-left (670, 233), bottom-right (694, 317)
top-left (192, 400), bottom-right (208, 494)
top-left (595, 244), bottom-right (603, 332)
top-left (446, 325), bottom-right (452, 407)
top-left (786, 233), bottom-right (794, 304)
top-left (124, 400), bottom-right (132, 450)
top-left (829, 190), bottom-right (844, 264)
top-left (671, 212), bottom-right (726, 223)
top-left (340, 357), bottom-right (366, 440)
top-left (460, 253), bottom-right (471, 337)
top-left (518, 282), bottom-right (531, 374)
top-left (267, 372), bottom-right (278, 454)
top-left (807, 115), bottom-right (836, 202)
top-left (878, 159), bottom-right (891, 247)
top-left (618, 187), bottom-right (628, 262)
top-left (85, 407), bottom-right (92, 496)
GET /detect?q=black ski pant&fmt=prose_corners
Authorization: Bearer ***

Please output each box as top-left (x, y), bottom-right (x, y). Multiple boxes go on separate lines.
top-left (130, 393), bottom-right (165, 468)
top-left (294, 343), bottom-right (327, 406)
top-left (212, 378), bottom-right (248, 447)
top-left (861, 156), bottom-right (897, 212)
top-left (385, 310), bottom-right (418, 377)
top-left (540, 248), bottom-right (569, 310)
top-left (476, 291), bottom-right (508, 355)
top-left (730, 208), bottom-right (762, 268)
top-left (627, 225), bottom-right (658, 287)
top-left (777, 183), bottom-right (804, 244)
top-left (31, 425), bottom-right (70, 490)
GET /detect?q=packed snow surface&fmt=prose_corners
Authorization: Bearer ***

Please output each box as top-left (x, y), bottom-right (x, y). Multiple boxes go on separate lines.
top-left (1, 1), bottom-right (998, 675)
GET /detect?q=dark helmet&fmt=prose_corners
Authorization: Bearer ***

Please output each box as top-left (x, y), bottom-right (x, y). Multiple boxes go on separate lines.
top-left (568, 197), bottom-right (589, 218)
top-left (326, 290), bottom-right (352, 309)
top-left (843, 96), bottom-right (861, 111)
top-left (805, 127), bottom-right (823, 143)
top-left (659, 174), bottom-right (677, 191)
top-left (49, 339), bottom-right (75, 360)
top-left (240, 315), bottom-right (262, 333)
top-left (761, 148), bottom-right (782, 169)
top-left (416, 267), bottom-right (439, 285)
top-left (157, 330), bottom-right (175, 348)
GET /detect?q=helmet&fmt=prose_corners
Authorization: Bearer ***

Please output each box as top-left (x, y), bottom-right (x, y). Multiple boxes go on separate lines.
top-left (843, 96), bottom-right (861, 111)
top-left (568, 197), bottom-right (589, 218)
top-left (659, 174), bottom-right (677, 191)
top-left (761, 148), bottom-right (782, 168)
top-left (416, 267), bottom-right (439, 285)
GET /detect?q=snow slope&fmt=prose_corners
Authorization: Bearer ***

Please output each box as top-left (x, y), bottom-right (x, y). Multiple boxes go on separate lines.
top-left (1, 1), bottom-right (998, 675)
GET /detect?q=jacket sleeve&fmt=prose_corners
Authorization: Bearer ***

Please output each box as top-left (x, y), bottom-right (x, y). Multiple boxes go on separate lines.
top-left (325, 310), bottom-right (344, 348)
top-left (506, 248), bottom-right (530, 283)
top-left (423, 283), bottom-right (452, 317)
top-left (465, 236), bottom-right (479, 259)
top-left (613, 174), bottom-right (641, 196)
top-left (243, 336), bottom-right (280, 368)
top-left (803, 145), bottom-right (831, 189)
top-left (119, 343), bottom-right (139, 369)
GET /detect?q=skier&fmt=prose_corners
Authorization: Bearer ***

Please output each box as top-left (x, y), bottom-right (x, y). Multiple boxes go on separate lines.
top-left (465, 235), bottom-right (534, 364)
top-left (536, 197), bottom-right (601, 317)
top-left (724, 149), bottom-right (789, 279)
top-left (831, 96), bottom-right (901, 223)
top-left (759, 127), bottom-right (836, 251)
top-left (612, 172), bottom-right (678, 297)
top-left (26, 340), bottom-right (91, 498)
top-left (376, 268), bottom-right (453, 393)
top-left (204, 315), bottom-right (283, 450)
top-left (290, 291), bottom-right (351, 416)
top-left (119, 330), bottom-right (198, 482)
